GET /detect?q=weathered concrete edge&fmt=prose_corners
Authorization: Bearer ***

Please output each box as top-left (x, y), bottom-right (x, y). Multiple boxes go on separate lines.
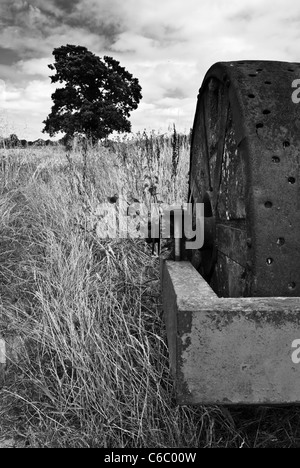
top-left (164, 260), bottom-right (300, 312)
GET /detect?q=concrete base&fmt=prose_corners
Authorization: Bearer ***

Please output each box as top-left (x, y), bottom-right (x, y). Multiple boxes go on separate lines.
top-left (162, 260), bottom-right (300, 405)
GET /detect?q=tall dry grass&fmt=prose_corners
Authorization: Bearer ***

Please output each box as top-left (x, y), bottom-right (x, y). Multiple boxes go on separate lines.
top-left (1, 133), bottom-right (300, 448)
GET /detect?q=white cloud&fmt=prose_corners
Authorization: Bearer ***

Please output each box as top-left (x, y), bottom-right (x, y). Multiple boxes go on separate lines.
top-left (17, 57), bottom-right (51, 76)
top-left (105, 0), bottom-right (300, 134)
top-left (0, 79), bottom-right (55, 139)
top-left (3, 80), bottom-right (52, 110)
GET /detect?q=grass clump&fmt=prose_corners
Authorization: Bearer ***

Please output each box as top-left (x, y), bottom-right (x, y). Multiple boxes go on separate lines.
top-left (1, 132), bottom-right (300, 448)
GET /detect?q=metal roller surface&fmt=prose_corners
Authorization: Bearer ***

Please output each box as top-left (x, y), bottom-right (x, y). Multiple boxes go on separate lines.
top-left (188, 60), bottom-right (300, 297)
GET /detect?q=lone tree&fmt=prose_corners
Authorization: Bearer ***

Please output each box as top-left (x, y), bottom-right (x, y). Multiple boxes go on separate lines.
top-left (43, 44), bottom-right (142, 141)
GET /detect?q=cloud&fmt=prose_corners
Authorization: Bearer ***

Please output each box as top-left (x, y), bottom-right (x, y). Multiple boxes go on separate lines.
top-left (163, 88), bottom-right (188, 100)
top-left (0, 47), bottom-right (22, 65)
top-left (0, 79), bottom-right (6, 106)
top-left (1, 0), bottom-right (300, 139)
top-left (4, 80), bottom-right (52, 114)
top-left (51, 0), bottom-right (80, 13)
top-left (17, 57), bottom-right (52, 77)
top-left (0, 79), bottom-right (55, 139)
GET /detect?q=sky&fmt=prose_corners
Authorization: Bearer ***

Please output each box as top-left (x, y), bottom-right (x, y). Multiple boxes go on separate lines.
top-left (1, 0), bottom-right (300, 140)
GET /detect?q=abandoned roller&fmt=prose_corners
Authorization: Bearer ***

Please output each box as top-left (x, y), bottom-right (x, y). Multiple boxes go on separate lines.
top-left (162, 61), bottom-right (300, 405)
top-left (187, 60), bottom-right (300, 298)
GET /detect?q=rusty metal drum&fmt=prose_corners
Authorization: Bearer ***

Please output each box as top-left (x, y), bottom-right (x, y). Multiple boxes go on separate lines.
top-left (188, 61), bottom-right (300, 298)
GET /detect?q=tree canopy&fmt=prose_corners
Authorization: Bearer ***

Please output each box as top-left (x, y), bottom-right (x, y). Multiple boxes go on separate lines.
top-left (43, 44), bottom-right (142, 141)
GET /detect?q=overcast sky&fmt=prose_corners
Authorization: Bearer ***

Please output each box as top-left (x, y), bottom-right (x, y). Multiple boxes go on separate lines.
top-left (0, 0), bottom-right (300, 140)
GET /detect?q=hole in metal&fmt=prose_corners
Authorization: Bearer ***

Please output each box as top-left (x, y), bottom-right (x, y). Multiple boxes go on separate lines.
top-left (283, 140), bottom-right (290, 148)
top-left (277, 237), bottom-right (285, 246)
top-left (272, 156), bottom-right (280, 163)
top-left (262, 109), bottom-right (271, 114)
top-left (266, 258), bottom-right (273, 265)
top-left (265, 81), bottom-right (272, 84)
top-left (288, 69), bottom-right (295, 72)
top-left (256, 68), bottom-right (263, 71)
top-left (256, 123), bottom-right (264, 129)
top-left (248, 93), bottom-right (255, 98)
top-left (288, 282), bottom-right (296, 290)
top-left (249, 73), bottom-right (257, 77)
top-left (264, 201), bottom-right (273, 208)
top-left (288, 177), bottom-right (296, 184)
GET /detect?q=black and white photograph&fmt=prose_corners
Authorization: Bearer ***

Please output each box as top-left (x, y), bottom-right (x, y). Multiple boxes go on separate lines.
top-left (0, 0), bottom-right (300, 451)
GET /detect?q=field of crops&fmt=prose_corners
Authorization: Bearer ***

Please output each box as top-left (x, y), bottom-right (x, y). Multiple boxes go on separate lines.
top-left (1, 131), bottom-right (300, 448)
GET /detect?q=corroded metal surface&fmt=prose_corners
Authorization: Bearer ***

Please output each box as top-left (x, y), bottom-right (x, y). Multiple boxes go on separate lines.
top-left (162, 260), bottom-right (300, 405)
top-left (189, 61), bottom-right (300, 297)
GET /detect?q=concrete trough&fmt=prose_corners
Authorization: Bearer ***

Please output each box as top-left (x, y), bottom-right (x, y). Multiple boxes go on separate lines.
top-left (161, 260), bottom-right (300, 405)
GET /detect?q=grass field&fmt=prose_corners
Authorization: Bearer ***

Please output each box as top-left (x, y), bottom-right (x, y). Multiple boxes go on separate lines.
top-left (1, 131), bottom-right (300, 448)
